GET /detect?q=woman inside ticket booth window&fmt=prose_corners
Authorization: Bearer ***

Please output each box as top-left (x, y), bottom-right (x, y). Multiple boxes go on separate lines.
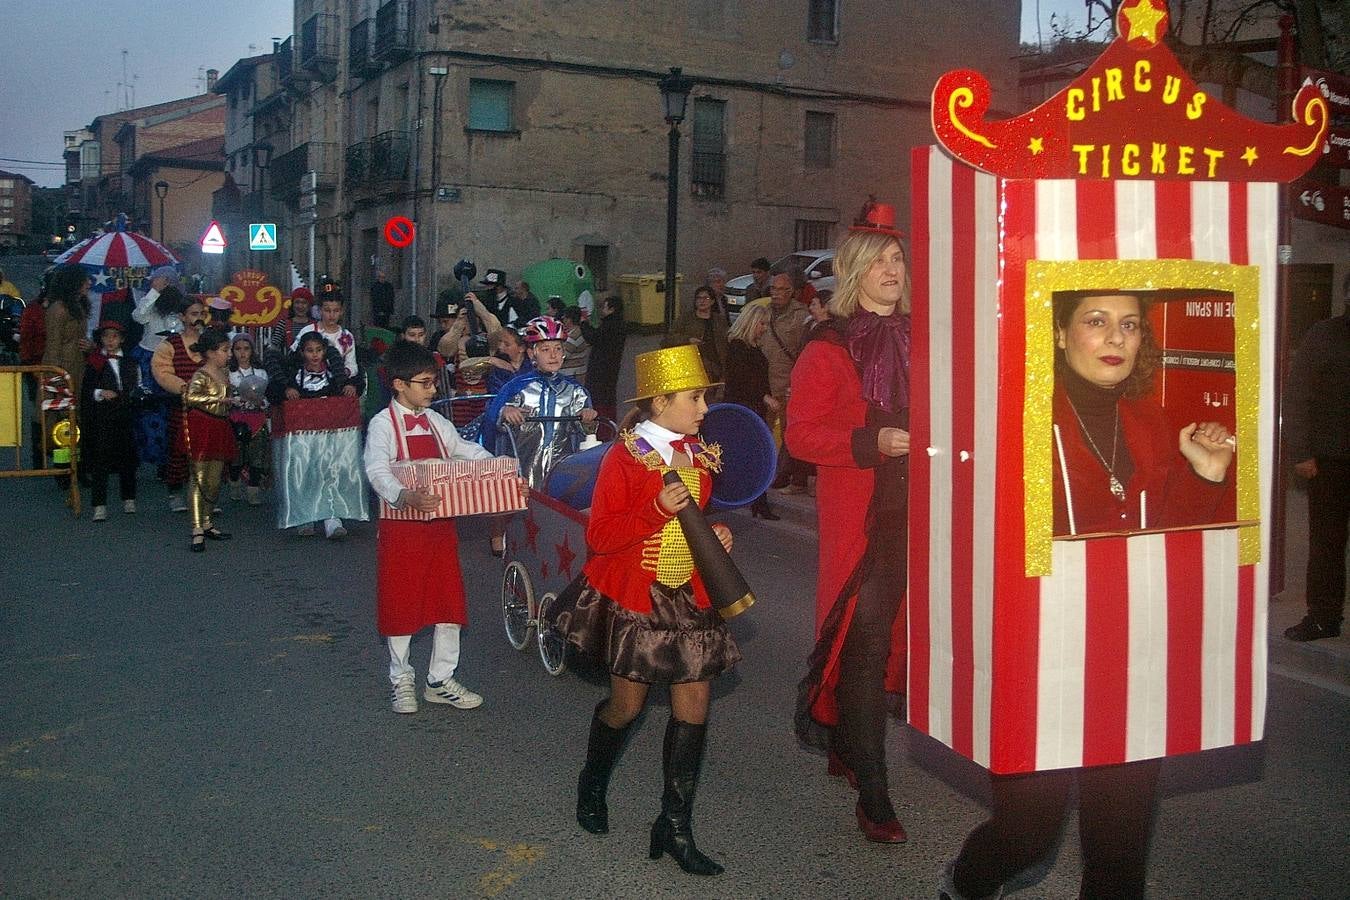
top-left (1050, 290), bottom-right (1234, 537)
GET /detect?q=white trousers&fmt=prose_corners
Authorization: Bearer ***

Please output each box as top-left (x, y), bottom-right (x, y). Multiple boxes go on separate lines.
top-left (387, 624), bottom-right (461, 685)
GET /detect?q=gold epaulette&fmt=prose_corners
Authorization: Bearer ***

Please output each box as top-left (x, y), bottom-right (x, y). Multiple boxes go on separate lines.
top-left (620, 428), bottom-right (724, 474)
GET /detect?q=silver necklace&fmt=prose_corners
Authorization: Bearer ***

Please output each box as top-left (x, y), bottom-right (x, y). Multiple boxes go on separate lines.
top-left (1066, 398), bottom-right (1125, 501)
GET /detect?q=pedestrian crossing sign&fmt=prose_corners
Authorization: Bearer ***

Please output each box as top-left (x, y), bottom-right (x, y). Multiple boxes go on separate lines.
top-left (249, 223), bottom-right (278, 252)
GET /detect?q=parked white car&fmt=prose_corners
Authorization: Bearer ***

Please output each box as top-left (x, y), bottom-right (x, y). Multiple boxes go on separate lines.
top-left (724, 249), bottom-right (835, 318)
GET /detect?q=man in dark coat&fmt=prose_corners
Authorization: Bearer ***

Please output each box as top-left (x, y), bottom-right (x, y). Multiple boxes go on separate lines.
top-left (1283, 295), bottom-right (1350, 642)
top-left (581, 294), bottom-right (626, 423)
top-left (370, 270), bottom-right (396, 328)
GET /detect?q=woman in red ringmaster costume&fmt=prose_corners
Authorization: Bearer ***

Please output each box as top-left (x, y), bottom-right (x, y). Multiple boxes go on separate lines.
top-left (787, 204), bottom-right (912, 844)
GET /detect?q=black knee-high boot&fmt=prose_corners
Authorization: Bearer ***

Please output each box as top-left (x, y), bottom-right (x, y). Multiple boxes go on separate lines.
top-left (576, 701), bottom-right (631, 834)
top-left (648, 718), bottom-right (723, 876)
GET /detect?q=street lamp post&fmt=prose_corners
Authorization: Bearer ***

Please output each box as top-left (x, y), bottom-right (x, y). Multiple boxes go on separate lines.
top-left (252, 142), bottom-right (274, 279)
top-left (658, 66), bottom-right (694, 331)
top-left (154, 180), bottom-right (169, 245)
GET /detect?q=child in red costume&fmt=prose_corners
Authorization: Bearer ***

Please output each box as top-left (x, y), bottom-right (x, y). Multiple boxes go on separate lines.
top-left (363, 340), bottom-right (509, 715)
top-left (559, 344), bottom-right (740, 877)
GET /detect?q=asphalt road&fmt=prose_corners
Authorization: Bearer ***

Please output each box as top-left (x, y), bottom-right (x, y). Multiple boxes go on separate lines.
top-left (1, 469), bottom-right (1347, 900)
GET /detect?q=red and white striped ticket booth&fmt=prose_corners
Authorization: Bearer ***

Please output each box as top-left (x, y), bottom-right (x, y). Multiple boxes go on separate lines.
top-left (907, 0), bottom-right (1329, 774)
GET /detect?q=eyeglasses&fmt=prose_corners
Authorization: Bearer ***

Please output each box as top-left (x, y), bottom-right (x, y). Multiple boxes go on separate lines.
top-left (407, 377), bottom-right (438, 388)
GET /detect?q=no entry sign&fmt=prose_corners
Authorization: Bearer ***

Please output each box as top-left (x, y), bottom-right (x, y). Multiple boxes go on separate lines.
top-left (384, 216), bottom-right (416, 248)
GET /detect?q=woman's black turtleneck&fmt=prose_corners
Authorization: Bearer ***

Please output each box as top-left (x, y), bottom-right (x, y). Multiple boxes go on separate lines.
top-left (1060, 364), bottom-right (1135, 488)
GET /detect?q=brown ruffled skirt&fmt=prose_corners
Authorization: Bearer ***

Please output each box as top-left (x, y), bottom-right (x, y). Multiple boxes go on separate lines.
top-left (552, 576), bottom-right (741, 684)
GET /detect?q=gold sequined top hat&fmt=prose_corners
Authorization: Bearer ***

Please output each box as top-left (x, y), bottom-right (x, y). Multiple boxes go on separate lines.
top-left (627, 344), bottom-right (723, 403)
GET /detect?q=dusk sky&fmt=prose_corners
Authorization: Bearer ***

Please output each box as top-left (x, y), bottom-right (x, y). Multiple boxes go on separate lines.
top-left (1, 1), bottom-right (1086, 189)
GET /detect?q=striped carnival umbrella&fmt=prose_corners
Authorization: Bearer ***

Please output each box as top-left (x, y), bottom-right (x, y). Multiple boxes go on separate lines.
top-left (53, 213), bottom-right (180, 294)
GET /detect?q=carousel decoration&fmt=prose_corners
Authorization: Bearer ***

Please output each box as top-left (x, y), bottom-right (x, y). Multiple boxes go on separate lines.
top-left (907, 0), bottom-right (1327, 775)
top-left (53, 213), bottom-right (180, 295)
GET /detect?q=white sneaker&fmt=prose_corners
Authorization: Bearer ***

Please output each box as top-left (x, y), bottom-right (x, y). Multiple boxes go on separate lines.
top-left (91, 505), bottom-right (108, 522)
top-left (324, 518), bottom-right (347, 540)
top-left (297, 523), bottom-right (317, 536)
top-left (424, 678), bottom-right (483, 709)
top-left (168, 493), bottom-right (187, 512)
top-left (123, 499), bottom-right (136, 514)
top-left (391, 679), bottom-right (418, 714)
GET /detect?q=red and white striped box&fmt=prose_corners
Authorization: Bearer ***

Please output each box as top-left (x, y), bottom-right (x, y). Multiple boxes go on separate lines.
top-left (906, 146), bottom-right (1275, 774)
top-left (380, 457), bottom-right (527, 521)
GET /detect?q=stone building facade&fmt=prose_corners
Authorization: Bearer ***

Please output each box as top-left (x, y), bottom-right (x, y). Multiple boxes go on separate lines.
top-left (0, 170), bottom-right (34, 250)
top-left (249, 0), bottom-right (1020, 325)
top-left (64, 86), bottom-right (227, 244)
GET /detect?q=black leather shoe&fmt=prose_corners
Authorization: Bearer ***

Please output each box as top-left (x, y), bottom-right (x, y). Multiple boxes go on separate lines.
top-left (1284, 615), bottom-right (1341, 642)
top-left (203, 527), bottom-right (232, 541)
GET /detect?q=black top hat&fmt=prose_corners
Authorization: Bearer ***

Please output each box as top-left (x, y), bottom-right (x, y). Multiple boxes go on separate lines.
top-left (479, 268), bottom-right (507, 287)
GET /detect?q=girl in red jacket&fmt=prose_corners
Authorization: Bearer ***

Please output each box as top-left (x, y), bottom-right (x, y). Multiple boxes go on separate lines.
top-left (560, 344), bottom-right (739, 877)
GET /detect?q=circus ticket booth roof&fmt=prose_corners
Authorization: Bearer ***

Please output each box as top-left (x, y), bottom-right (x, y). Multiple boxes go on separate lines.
top-left (906, 0), bottom-right (1328, 775)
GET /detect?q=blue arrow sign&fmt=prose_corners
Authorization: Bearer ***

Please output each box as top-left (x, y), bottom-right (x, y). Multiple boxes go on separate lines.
top-left (248, 223), bottom-right (278, 251)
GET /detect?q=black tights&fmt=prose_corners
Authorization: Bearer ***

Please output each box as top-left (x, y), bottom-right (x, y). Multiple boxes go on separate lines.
top-left (599, 675), bottom-right (710, 729)
top-left (953, 757), bottom-right (1161, 900)
top-left (834, 559), bottom-right (904, 819)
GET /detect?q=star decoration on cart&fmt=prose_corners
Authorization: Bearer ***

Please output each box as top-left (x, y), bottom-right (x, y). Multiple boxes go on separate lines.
top-left (524, 511), bottom-right (540, 555)
top-left (556, 533), bottom-right (577, 580)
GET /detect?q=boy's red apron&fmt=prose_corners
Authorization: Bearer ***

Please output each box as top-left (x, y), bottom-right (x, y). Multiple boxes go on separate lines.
top-left (376, 407), bottom-right (466, 635)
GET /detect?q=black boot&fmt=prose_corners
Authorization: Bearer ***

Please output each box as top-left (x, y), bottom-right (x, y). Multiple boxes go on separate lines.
top-left (576, 701), bottom-right (631, 834)
top-left (648, 718), bottom-right (723, 875)
top-left (750, 495), bottom-right (780, 520)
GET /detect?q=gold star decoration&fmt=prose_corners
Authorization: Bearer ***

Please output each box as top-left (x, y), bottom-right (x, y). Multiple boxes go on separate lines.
top-left (1241, 146), bottom-right (1259, 166)
top-left (1028, 136), bottom-right (1045, 155)
top-left (1121, 0), bottom-right (1167, 45)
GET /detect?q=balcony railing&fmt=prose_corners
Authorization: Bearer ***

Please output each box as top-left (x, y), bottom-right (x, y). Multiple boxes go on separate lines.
top-left (374, 0), bottom-right (413, 62)
top-left (270, 142), bottom-right (340, 200)
top-left (277, 35), bottom-right (309, 87)
top-left (344, 142), bottom-right (367, 186)
top-left (349, 19), bottom-right (380, 78)
top-left (369, 130), bottom-right (411, 182)
top-left (300, 13), bottom-right (339, 79)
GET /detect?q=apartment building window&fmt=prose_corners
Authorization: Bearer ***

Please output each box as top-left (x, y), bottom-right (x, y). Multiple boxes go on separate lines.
top-left (691, 97), bottom-right (725, 199)
top-left (795, 219), bottom-right (833, 251)
top-left (0, 198), bottom-right (13, 208)
top-left (804, 111), bottom-right (835, 168)
top-left (0, 179), bottom-right (12, 189)
top-left (468, 79), bottom-right (515, 133)
top-left (808, 0), bottom-right (838, 43)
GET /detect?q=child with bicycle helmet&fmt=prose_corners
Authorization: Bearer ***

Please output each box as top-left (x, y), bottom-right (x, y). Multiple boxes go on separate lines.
top-left (484, 315), bottom-right (597, 489)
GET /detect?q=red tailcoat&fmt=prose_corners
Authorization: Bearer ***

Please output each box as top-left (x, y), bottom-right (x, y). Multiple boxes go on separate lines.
top-left (787, 333), bottom-right (907, 728)
top-left (1052, 385), bottom-right (1230, 536)
top-left (582, 439), bottom-right (714, 614)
